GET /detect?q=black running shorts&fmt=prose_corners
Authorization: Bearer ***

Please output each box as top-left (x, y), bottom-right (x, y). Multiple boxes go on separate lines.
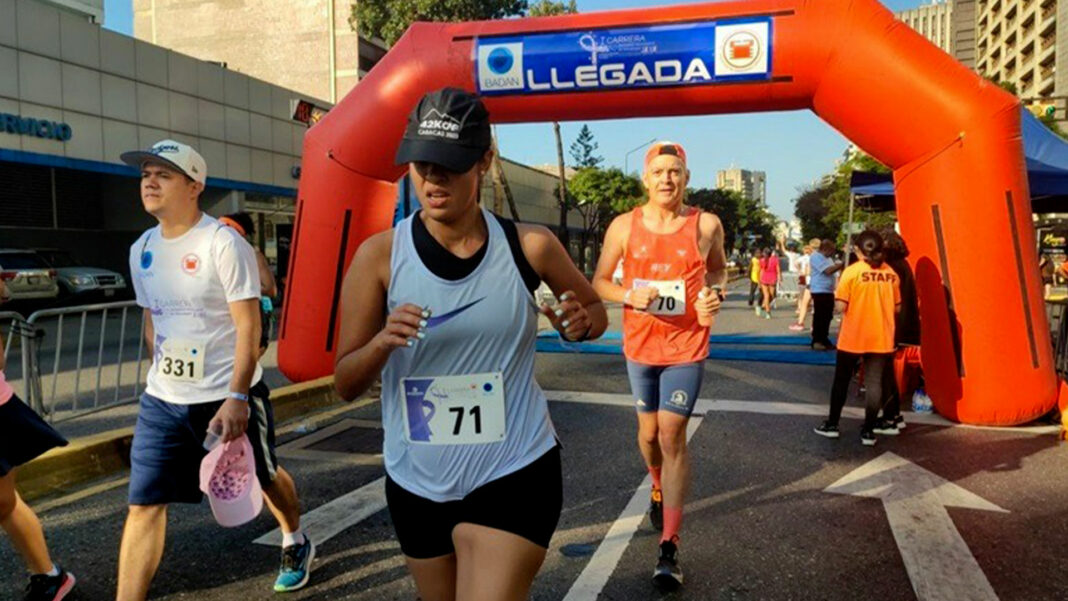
top-left (385, 446), bottom-right (562, 559)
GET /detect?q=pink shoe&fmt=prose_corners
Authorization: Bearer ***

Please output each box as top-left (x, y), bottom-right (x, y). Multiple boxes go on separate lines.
top-left (789, 323), bottom-right (804, 331)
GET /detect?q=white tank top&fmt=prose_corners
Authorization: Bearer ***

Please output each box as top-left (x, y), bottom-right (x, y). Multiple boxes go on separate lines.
top-left (382, 209), bottom-right (557, 502)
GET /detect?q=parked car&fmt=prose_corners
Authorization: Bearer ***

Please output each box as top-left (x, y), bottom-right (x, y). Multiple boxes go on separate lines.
top-left (0, 249), bottom-right (59, 302)
top-left (33, 248), bottom-right (128, 301)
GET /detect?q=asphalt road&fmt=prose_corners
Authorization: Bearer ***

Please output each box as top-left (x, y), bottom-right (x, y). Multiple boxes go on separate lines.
top-left (3, 293), bottom-right (1066, 600)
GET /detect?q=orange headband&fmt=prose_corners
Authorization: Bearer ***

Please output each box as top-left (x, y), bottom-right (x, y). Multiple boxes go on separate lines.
top-left (644, 141), bottom-right (687, 169)
top-left (219, 216), bottom-right (246, 237)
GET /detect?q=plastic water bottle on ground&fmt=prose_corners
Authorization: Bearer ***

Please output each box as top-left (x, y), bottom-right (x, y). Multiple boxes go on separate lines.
top-left (912, 388), bottom-right (933, 413)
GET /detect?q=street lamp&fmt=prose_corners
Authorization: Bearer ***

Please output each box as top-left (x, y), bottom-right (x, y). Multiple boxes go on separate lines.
top-left (624, 138), bottom-right (657, 175)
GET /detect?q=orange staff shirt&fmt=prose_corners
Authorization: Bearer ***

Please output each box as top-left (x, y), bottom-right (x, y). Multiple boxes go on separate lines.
top-left (835, 260), bottom-right (901, 354)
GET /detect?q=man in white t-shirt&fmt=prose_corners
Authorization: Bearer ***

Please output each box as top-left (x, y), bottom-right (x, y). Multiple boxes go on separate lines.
top-left (115, 140), bottom-right (313, 600)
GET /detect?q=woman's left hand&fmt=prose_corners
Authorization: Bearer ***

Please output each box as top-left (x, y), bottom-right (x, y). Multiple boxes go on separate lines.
top-left (541, 291), bottom-right (591, 341)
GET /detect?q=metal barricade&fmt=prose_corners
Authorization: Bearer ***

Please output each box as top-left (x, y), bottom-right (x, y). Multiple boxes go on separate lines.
top-left (21, 301), bottom-right (148, 423)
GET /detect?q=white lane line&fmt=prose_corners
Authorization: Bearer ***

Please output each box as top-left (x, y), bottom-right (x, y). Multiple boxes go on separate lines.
top-left (543, 391), bottom-right (1060, 434)
top-left (253, 476), bottom-right (387, 547)
top-left (561, 416), bottom-right (703, 601)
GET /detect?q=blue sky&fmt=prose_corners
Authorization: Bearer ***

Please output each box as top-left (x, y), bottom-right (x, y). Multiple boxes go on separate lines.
top-left (103, 0), bottom-right (925, 220)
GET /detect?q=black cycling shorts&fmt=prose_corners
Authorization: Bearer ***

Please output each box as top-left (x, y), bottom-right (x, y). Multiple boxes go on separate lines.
top-left (385, 446), bottom-right (562, 559)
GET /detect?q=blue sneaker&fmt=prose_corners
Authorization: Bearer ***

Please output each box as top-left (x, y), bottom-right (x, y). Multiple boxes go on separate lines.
top-left (274, 536), bottom-right (315, 592)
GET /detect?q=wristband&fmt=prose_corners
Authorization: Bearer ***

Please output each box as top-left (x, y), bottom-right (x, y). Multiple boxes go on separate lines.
top-left (228, 391), bottom-right (249, 402)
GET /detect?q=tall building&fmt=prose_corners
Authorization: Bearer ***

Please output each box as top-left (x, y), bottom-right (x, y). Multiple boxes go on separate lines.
top-left (951, 0), bottom-right (977, 68)
top-left (716, 168), bottom-right (767, 205)
top-left (897, 0), bottom-right (954, 54)
top-left (975, 0), bottom-right (1058, 100)
top-left (40, 0), bottom-right (102, 22)
top-left (132, 0), bottom-right (388, 104)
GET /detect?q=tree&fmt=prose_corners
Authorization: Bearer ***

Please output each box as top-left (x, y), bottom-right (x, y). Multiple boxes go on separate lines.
top-left (793, 148), bottom-right (896, 246)
top-left (527, 0), bottom-right (576, 16)
top-left (568, 168), bottom-right (643, 272)
top-left (688, 188), bottom-right (740, 252)
top-left (569, 125), bottom-right (603, 168)
top-left (793, 183), bottom-right (836, 242)
top-left (351, 0), bottom-right (528, 45)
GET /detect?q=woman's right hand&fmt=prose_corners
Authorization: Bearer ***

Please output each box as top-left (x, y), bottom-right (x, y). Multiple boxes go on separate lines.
top-left (626, 286), bottom-right (660, 310)
top-left (373, 304), bottom-right (428, 352)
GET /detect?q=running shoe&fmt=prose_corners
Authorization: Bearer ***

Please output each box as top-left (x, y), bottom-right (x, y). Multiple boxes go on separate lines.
top-left (274, 536), bottom-right (315, 592)
top-left (891, 415), bottom-right (907, 430)
top-left (873, 419), bottom-right (900, 436)
top-left (860, 429), bottom-right (877, 447)
top-left (649, 487), bottom-right (663, 531)
top-left (653, 539), bottom-right (683, 590)
top-left (22, 568), bottom-right (75, 601)
top-left (754, 306), bottom-right (762, 316)
top-left (789, 323), bottom-right (804, 331)
top-left (763, 311), bottom-right (771, 320)
top-left (813, 421), bottom-right (840, 439)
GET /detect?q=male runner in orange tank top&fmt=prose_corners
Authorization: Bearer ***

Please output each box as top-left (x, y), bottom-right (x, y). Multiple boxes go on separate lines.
top-left (593, 141), bottom-right (727, 591)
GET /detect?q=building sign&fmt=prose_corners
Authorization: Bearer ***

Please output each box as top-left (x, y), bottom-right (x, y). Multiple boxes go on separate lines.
top-left (290, 99), bottom-right (328, 126)
top-left (1, 113), bottom-right (73, 141)
top-left (476, 17), bottom-right (772, 96)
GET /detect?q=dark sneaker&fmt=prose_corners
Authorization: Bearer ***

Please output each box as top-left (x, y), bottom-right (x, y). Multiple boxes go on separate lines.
top-left (652, 539), bottom-right (683, 591)
top-left (873, 419), bottom-right (900, 436)
top-left (860, 429), bottom-right (877, 447)
top-left (813, 421), bottom-right (840, 439)
top-left (23, 568), bottom-right (75, 601)
top-left (649, 488), bottom-right (663, 531)
top-left (891, 415), bottom-right (906, 430)
top-left (274, 536), bottom-right (315, 592)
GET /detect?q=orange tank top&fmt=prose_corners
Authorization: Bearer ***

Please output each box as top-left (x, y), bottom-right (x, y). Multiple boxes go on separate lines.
top-left (622, 206), bottom-right (709, 366)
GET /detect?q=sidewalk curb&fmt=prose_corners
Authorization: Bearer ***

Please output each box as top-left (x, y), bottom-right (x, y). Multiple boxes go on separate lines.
top-left (16, 376), bottom-right (343, 502)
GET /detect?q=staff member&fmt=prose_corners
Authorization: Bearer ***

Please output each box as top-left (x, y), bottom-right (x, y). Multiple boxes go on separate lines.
top-left (117, 141), bottom-right (312, 600)
top-left (814, 230), bottom-right (901, 446)
top-left (593, 141), bottom-right (726, 591)
top-left (0, 281), bottom-right (76, 601)
top-left (334, 88), bottom-right (607, 601)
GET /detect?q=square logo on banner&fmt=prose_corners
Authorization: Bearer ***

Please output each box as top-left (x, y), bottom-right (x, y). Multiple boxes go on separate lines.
top-left (478, 42), bottom-right (525, 92)
top-left (713, 21), bottom-right (770, 78)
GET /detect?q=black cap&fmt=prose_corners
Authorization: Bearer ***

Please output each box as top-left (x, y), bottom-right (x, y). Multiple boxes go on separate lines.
top-left (395, 88), bottom-right (491, 173)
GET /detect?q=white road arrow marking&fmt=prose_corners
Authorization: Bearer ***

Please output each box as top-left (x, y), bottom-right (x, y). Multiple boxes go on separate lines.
top-left (825, 452), bottom-right (1007, 601)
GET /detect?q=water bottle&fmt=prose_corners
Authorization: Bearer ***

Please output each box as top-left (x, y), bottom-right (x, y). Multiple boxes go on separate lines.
top-left (912, 388), bottom-right (933, 413)
top-left (202, 422), bottom-right (224, 451)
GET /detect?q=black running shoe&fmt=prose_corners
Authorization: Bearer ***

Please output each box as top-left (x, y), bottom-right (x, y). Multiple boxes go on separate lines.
top-left (872, 419), bottom-right (900, 436)
top-left (649, 488), bottom-right (663, 531)
top-left (23, 568), bottom-right (76, 601)
top-left (891, 415), bottom-right (906, 430)
top-left (813, 421), bottom-right (840, 439)
top-left (652, 539), bottom-right (683, 591)
top-left (860, 429), bottom-right (877, 447)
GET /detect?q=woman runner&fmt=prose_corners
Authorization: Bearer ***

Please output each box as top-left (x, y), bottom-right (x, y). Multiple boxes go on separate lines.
top-left (593, 141), bottom-right (727, 590)
top-left (334, 88), bottom-right (607, 601)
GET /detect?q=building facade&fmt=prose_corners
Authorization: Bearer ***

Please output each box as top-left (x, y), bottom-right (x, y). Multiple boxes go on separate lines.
top-left (898, 1), bottom-right (954, 54)
top-left (0, 0), bottom-right (322, 276)
top-left (975, 0), bottom-right (1059, 100)
top-left (132, 0), bottom-right (388, 105)
top-left (717, 167), bottom-right (767, 206)
top-left (951, 0), bottom-right (978, 68)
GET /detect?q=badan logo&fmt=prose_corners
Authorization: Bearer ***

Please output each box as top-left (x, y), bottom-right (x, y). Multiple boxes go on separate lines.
top-left (417, 109), bottom-right (462, 140)
top-left (181, 253), bottom-right (201, 275)
top-left (478, 42), bottom-right (524, 91)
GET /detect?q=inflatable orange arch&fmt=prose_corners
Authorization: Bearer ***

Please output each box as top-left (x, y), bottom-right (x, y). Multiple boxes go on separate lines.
top-left (278, 0), bottom-right (1058, 426)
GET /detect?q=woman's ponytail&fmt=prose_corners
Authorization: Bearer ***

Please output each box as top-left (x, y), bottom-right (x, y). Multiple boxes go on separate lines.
top-left (855, 230), bottom-right (885, 268)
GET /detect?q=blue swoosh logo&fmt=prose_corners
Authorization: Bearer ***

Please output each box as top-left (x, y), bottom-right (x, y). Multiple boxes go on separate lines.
top-left (426, 297), bottom-right (486, 328)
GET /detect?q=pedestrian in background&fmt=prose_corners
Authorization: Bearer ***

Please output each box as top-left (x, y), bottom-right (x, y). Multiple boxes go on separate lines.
top-left (808, 240), bottom-right (843, 350)
top-left (758, 247), bottom-right (779, 319)
top-left (790, 241), bottom-right (816, 332)
top-left (220, 212), bottom-right (278, 358)
top-left (748, 252), bottom-right (761, 310)
top-left (814, 230), bottom-right (901, 446)
top-left (875, 228), bottom-right (921, 433)
top-left (0, 280), bottom-right (77, 601)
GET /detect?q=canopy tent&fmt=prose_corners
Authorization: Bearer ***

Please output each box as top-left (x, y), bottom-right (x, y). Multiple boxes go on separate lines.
top-left (850, 106), bottom-right (1068, 213)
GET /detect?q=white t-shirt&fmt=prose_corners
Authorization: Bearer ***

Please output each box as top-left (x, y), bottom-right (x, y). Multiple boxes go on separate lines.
top-left (785, 250), bottom-right (802, 273)
top-left (798, 254), bottom-right (811, 276)
top-left (129, 214), bottom-right (263, 405)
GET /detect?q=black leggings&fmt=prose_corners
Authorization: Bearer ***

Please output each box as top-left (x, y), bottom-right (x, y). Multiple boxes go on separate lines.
top-left (748, 281), bottom-right (760, 305)
top-left (811, 294), bottom-right (835, 346)
top-left (828, 351), bottom-right (892, 430)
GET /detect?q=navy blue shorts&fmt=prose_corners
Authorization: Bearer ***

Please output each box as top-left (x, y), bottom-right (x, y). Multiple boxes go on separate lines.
top-left (625, 360), bottom-right (704, 417)
top-left (0, 393), bottom-right (68, 477)
top-left (129, 381), bottom-right (277, 505)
